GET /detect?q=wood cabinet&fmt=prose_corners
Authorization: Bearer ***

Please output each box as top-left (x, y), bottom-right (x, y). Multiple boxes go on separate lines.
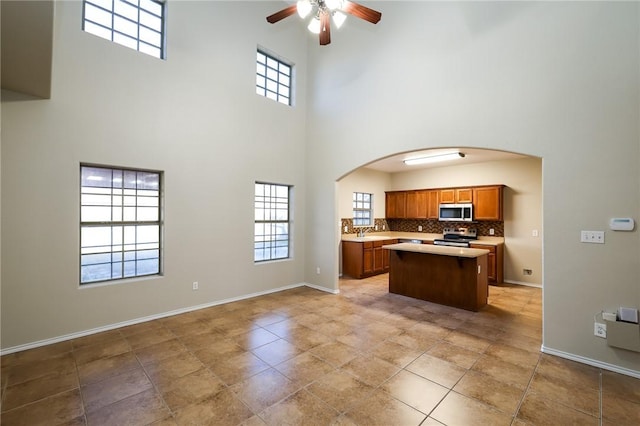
top-left (470, 242), bottom-right (504, 284)
top-left (440, 188), bottom-right (472, 204)
top-left (362, 242), bottom-right (373, 275)
top-left (426, 190), bottom-right (439, 219)
top-left (386, 185), bottom-right (502, 222)
top-left (342, 239), bottom-right (397, 279)
top-left (388, 248), bottom-right (488, 311)
top-left (405, 190), bottom-right (428, 218)
top-left (385, 192), bottom-right (406, 218)
top-left (473, 186), bottom-right (503, 221)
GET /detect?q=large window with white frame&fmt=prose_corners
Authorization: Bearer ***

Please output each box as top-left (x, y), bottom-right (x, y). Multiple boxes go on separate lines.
top-left (82, 0), bottom-right (165, 59)
top-left (80, 165), bottom-right (162, 284)
top-left (254, 182), bottom-right (291, 262)
top-left (256, 49), bottom-right (292, 106)
top-left (353, 192), bottom-right (373, 226)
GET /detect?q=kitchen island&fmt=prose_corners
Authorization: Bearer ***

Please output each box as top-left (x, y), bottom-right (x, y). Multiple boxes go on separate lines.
top-left (383, 243), bottom-right (490, 311)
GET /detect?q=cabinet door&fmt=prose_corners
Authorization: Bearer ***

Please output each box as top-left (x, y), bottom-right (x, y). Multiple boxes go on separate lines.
top-left (427, 190), bottom-right (439, 219)
top-left (487, 253), bottom-right (496, 281)
top-left (342, 241), bottom-right (364, 279)
top-left (363, 247), bottom-right (373, 274)
top-left (456, 188), bottom-right (473, 203)
top-left (406, 190), bottom-right (427, 218)
top-left (385, 192), bottom-right (406, 218)
top-left (470, 244), bottom-right (497, 282)
top-left (373, 241), bottom-right (385, 272)
top-left (382, 239), bottom-right (397, 270)
top-left (473, 186), bottom-right (503, 221)
top-left (440, 189), bottom-right (455, 204)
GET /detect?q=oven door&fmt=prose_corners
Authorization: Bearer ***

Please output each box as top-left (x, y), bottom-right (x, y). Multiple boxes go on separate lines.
top-left (434, 239), bottom-right (471, 248)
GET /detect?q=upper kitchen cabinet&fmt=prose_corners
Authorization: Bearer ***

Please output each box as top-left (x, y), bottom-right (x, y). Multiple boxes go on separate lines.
top-left (405, 190), bottom-right (427, 218)
top-left (473, 185), bottom-right (504, 221)
top-left (427, 190), bottom-right (439, 219)
top-left (385, 191), bottom-right (406, 218)
top-left (440, 188), bottom-right (473, 204)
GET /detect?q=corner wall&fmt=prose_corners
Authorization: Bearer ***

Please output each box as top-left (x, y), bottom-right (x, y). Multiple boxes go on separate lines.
top-left (305, 2), bottom-right (640, 373)
top-left (1, 1), bottom-right (309, 349)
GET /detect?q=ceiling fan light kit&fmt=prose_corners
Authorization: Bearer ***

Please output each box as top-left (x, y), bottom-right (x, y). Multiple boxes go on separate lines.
top-left (267, 0), bottom-right (382, 45)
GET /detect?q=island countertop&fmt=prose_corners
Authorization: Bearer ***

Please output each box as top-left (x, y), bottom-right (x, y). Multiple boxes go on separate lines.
top-left (382, 242), bottom-right (490, 258)
top-left (341, 232), bottom-right (504, 246)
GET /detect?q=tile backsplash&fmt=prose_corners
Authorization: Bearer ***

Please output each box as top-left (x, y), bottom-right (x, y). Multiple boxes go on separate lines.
top-left (342, 218), bottom-right (504, 237)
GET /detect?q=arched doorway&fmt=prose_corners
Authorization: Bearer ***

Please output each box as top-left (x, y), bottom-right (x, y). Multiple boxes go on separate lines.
top-left (336, 147), bottom-right (543, 290)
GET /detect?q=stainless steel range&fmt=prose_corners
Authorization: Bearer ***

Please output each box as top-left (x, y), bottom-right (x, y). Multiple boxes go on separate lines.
top-left (433, 227), bottom-right (477, 248)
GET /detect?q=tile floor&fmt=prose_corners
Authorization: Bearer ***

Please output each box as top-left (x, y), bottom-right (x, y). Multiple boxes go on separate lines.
top-left (1, 274), bottom-right (639, 425)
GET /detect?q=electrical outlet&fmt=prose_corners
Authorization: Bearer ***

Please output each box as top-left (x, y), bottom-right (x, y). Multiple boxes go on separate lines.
top-left (374, 224), bottom-right (378, 231)
top-left (532, 229), bottom-right (539, 237)
top-left (489, 228), bottom-right (495, 235)
top-left (192, 281), bottom-right (199, 291)
top-left (382, 224), bottom-right (385, 230)
top-left (594, 322), bottom-right (607, 338)
top-left (316, 267), bottom-right (320, 275)
top-left (418, 225), bottom-right (423, 232)
top-left (344, 226), bottom-right (348, 233)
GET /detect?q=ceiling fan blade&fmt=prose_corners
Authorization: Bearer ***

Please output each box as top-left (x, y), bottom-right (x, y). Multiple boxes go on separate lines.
top-left (319, 11), bottom-right (331, 45)
top-left (341, 0), bottom-right (382, 24)
top-left (266, 4), bottom-right (298, 24)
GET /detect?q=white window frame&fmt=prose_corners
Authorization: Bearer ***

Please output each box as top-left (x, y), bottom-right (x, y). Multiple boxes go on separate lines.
top-left (80, 164), bottom-right (162, 285)
top-left (353, 192), bottom-right (373, 227)
top-left (256, 49), bottom-right (292, 106)
top-left (82, 0), bottom-right (166, 59)
top-left (254, 182), bottom-right (291, 262)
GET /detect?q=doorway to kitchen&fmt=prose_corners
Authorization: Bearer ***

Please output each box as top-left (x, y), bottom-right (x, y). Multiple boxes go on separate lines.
top-left (336, 148), bottom-right (543, 290)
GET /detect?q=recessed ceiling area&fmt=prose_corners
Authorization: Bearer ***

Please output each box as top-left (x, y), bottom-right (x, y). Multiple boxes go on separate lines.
top-left (364, 148), bottom-right (529, 173)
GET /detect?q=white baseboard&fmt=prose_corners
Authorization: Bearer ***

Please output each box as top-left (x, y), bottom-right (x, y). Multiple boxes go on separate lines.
top-left (542, 345), bottom-right (640, 379)
top-left (304, 282), bottom-right (340, 294)
top-left (1, 282), bottom-right (317, 356)
top-left (503, 279), bottom-right (542, 288)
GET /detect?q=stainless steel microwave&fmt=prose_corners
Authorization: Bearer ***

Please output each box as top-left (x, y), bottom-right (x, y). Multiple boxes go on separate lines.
top-left (439, 203), bottom-right (473, 222)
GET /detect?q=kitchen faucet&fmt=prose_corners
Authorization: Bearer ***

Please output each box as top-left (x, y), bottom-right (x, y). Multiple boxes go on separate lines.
top-left (357, 229), bottom-right (367, 237)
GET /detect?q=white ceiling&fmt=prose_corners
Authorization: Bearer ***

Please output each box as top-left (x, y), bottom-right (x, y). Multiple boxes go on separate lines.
top-left (363, 148), bottom-right (529, 173)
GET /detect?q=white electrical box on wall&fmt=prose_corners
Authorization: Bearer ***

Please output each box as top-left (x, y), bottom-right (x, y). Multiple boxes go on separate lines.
top-left (609, 217), bottom-right (634, 231)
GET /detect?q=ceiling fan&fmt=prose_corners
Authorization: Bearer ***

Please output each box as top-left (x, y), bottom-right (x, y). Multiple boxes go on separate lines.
top-left (266, 0), bottom-right (382, 46)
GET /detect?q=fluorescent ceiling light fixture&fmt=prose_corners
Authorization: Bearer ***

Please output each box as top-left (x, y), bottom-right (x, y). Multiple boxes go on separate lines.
top-left (404, 151), bottom-right (465, 166)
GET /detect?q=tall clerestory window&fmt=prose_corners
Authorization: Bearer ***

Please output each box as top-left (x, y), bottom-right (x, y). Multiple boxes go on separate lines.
top-left (256, 49), bottom-right (292, 106)
top-left (82, 0), bottom-right (166, 59)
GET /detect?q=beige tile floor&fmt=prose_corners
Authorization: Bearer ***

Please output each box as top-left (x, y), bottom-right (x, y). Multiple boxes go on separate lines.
top-left (1, 274), bottom-right (639, 425)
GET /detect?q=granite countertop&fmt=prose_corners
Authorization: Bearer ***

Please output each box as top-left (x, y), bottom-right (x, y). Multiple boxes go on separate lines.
top-left (382, 242), bottom-right (491, 258)
top-left (341, 232), bottom-right (504, 246)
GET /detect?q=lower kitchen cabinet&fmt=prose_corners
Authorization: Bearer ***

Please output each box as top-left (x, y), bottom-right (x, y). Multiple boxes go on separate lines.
top-left (342, 239), bottom-right (397, 279)
top-left (470, 243), bottom-right (504, 284)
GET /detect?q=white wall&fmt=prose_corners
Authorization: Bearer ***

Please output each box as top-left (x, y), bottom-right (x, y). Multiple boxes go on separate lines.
top-left (337, 167), bottom-right (390, 220)
top-left (305, 2), bottom-right (640, 374)
top-left (1, 1), bottom-right (308, 349)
